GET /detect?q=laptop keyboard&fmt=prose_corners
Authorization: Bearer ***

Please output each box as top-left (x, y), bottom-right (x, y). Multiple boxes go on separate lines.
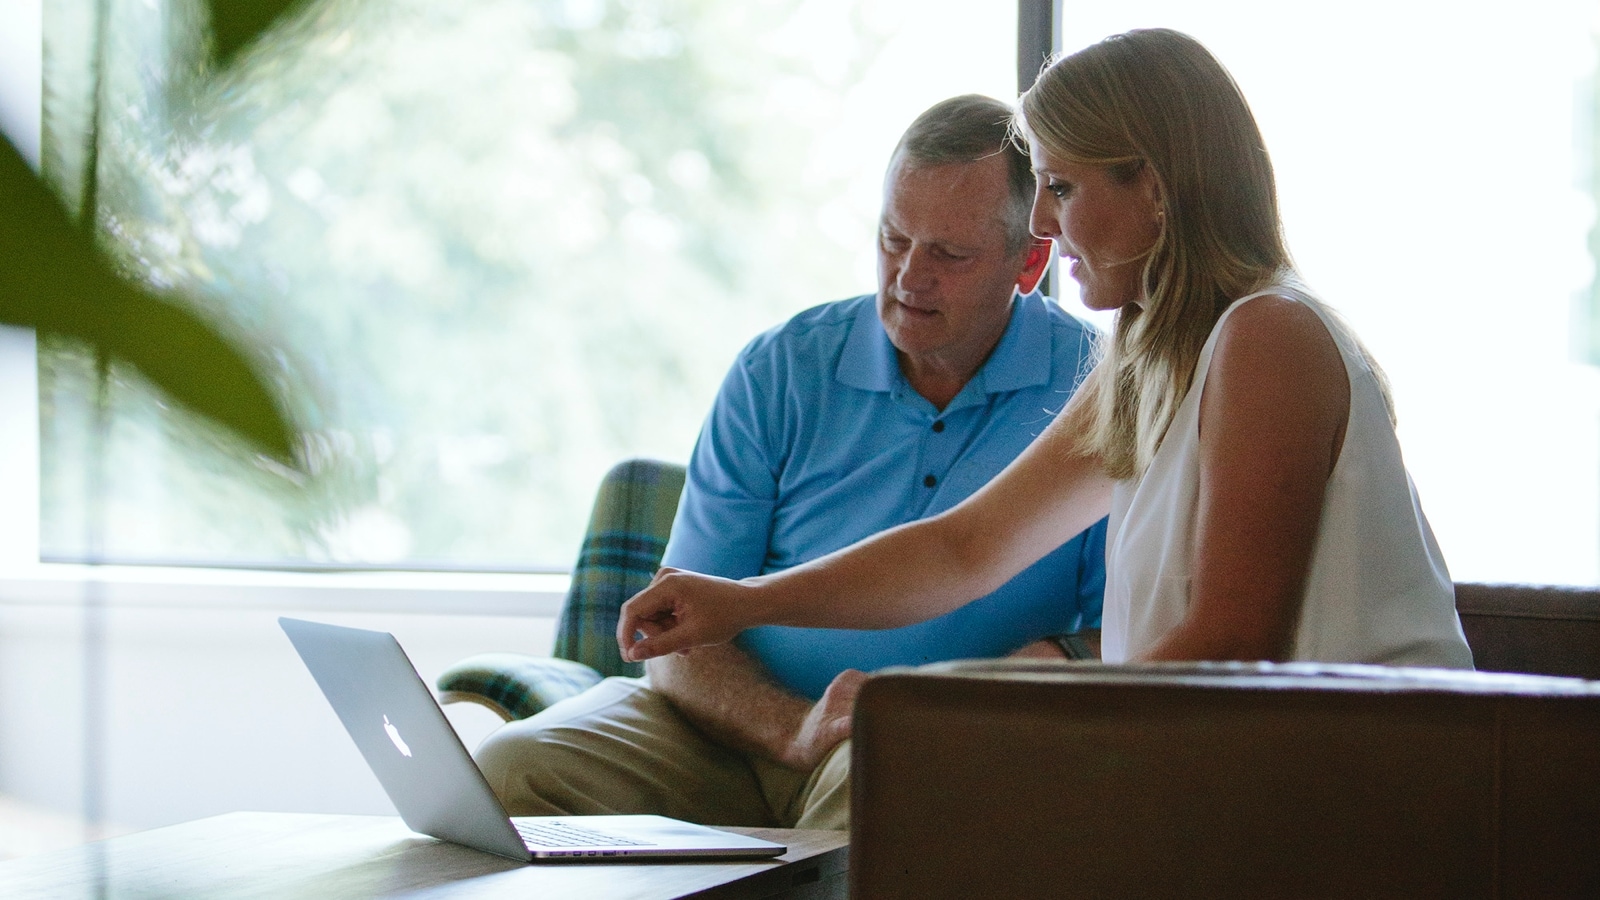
top-left (516, 820), bottom-right (655, 848)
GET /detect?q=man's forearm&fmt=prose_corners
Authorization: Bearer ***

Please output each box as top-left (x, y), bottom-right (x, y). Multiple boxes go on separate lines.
top-left (646, 642), bottom-right (814, 767)
top-left (1010, 629), bottom-right (1102, 660)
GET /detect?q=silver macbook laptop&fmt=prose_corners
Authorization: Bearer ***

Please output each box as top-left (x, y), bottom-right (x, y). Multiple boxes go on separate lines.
top-left (279, 617), bottom-right (787, 862)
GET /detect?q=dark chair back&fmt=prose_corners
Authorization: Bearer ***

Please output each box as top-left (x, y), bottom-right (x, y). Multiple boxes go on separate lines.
top-left (1456, 582), bottom-right (1600, 679)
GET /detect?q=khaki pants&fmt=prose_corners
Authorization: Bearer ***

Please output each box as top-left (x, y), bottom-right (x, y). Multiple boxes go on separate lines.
top-left (473, 677), bottom-right (851, 830)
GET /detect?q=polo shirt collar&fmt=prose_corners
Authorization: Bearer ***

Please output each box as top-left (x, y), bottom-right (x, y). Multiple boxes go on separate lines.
top-left (835, 290), bottom-right (1054, 398)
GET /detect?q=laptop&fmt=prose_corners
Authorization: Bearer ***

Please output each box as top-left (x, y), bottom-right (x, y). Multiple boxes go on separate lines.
top-left (278, 617), bottom-right (787, 862)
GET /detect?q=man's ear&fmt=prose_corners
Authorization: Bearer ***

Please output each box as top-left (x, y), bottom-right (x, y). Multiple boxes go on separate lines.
top-left (1015, 236), bottom-right (1053, 295)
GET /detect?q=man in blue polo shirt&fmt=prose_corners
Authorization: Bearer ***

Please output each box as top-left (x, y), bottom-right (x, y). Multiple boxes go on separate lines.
top-left (475, 94), bottom-right (1106, 830)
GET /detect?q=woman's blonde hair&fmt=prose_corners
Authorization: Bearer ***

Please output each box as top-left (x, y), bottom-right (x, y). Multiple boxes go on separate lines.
top-left (1019, 28), bottom-right (1294, 478)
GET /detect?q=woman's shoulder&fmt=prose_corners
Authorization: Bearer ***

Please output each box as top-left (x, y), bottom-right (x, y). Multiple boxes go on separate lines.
top-left (1214, 281), bottom-right (1373, 379)
top-left (1198, 287), bottom-right (1352, 476)
top-left (1205, 289), bottom-right (1349, 421)
top-left (1216, 289), bottom-right (1329, 346)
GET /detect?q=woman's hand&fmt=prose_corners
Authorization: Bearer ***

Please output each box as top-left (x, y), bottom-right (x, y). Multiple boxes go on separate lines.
top-left (617, 567), bottom-right (762, 661)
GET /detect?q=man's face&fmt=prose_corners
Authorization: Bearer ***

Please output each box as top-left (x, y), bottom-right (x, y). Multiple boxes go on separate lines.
top-left (876, 153), bottom-right (1031, 385)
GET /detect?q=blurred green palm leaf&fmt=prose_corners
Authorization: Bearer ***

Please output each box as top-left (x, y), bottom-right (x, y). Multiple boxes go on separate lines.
top-left (208, 0), bottom-right (314, 66)
top-left (0, 0), bottom-right (320, 466)
top-left (0, 133), bottom-right (296, 464)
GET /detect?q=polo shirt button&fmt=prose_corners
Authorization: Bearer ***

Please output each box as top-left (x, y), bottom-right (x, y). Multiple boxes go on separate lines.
top-left (923, 474), bottom-right (937, 488)
top-left (931, 420), bottom-right (945, 433)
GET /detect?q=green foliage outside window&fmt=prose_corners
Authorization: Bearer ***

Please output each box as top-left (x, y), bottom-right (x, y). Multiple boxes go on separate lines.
top-left (38, 0), bottom-right (916, 568)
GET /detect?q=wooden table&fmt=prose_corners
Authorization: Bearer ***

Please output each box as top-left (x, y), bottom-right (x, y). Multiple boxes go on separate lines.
top-left (0, 812), bottom-right (849, 898)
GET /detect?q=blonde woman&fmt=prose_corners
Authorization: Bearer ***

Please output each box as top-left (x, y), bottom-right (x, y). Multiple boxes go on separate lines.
top-left (619, 29), bottom-right (1472, 669)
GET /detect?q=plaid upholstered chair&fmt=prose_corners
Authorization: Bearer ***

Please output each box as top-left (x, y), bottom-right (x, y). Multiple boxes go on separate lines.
top-left (436, 458), bottom-right (687, 721)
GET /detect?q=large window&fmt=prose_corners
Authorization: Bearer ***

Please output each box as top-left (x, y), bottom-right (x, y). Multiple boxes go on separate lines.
top-left (26, 0), bottom-right (1600, 585)
top-left (36, 0), bottom-right (1021, 571)
top-left (1055, 2), bottom-right (1600, 585)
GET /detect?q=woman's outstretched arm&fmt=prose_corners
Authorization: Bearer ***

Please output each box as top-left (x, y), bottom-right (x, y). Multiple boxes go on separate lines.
top-left (617, 384), bottom-right (1116, 661)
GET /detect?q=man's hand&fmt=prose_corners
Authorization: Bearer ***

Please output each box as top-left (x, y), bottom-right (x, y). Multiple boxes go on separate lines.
top-left (780, 668), bottom-right (867, 771)
top-left (1009, 638), bottom-right (1068, 659)
top-left (1008, 630), bottom-right (1102, 660)
top-left (648, 645), bottom-right (864, 773)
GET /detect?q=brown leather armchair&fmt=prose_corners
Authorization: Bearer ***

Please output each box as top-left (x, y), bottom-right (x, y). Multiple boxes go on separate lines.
top-left (849, 583), bottom-right (1600, 899)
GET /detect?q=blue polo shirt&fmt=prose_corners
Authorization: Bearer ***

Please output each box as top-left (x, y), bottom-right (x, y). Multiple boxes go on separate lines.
top-left (662, 292), bottom-right (1108, 699)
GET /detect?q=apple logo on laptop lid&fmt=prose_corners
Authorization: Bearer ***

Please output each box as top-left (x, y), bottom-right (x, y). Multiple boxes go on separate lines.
top-left (384, 715), bottom-right (413, 758)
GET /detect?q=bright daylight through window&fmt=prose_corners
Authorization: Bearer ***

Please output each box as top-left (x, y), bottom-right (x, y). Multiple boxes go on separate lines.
top-left (24, 0), bottom-right (1600, 587)
top-left (34, 0), bottom-right (1019, 571)
top-left (1059, 2), bottom-right (1600, 586)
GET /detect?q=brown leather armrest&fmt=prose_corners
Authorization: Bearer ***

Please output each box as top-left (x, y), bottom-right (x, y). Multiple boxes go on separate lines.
top-left (852, 661), bottom-right (1600, 898)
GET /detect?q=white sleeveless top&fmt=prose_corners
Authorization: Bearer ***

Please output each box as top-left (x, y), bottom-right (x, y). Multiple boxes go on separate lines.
top-left (1102, 285), bottom-right (1473, 668)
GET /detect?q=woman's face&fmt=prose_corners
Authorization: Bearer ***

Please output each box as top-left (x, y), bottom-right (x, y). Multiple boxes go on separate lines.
top-left (1027, 139), bottom-right (1163, 312)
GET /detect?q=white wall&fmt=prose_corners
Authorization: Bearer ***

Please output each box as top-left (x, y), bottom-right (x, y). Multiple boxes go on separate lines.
top-left (0, 580), bottom-right (557, 831)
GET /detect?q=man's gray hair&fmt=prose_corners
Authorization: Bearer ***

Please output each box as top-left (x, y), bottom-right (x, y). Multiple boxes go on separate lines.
top-left (891, 94), bottom-right (1035, 255)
